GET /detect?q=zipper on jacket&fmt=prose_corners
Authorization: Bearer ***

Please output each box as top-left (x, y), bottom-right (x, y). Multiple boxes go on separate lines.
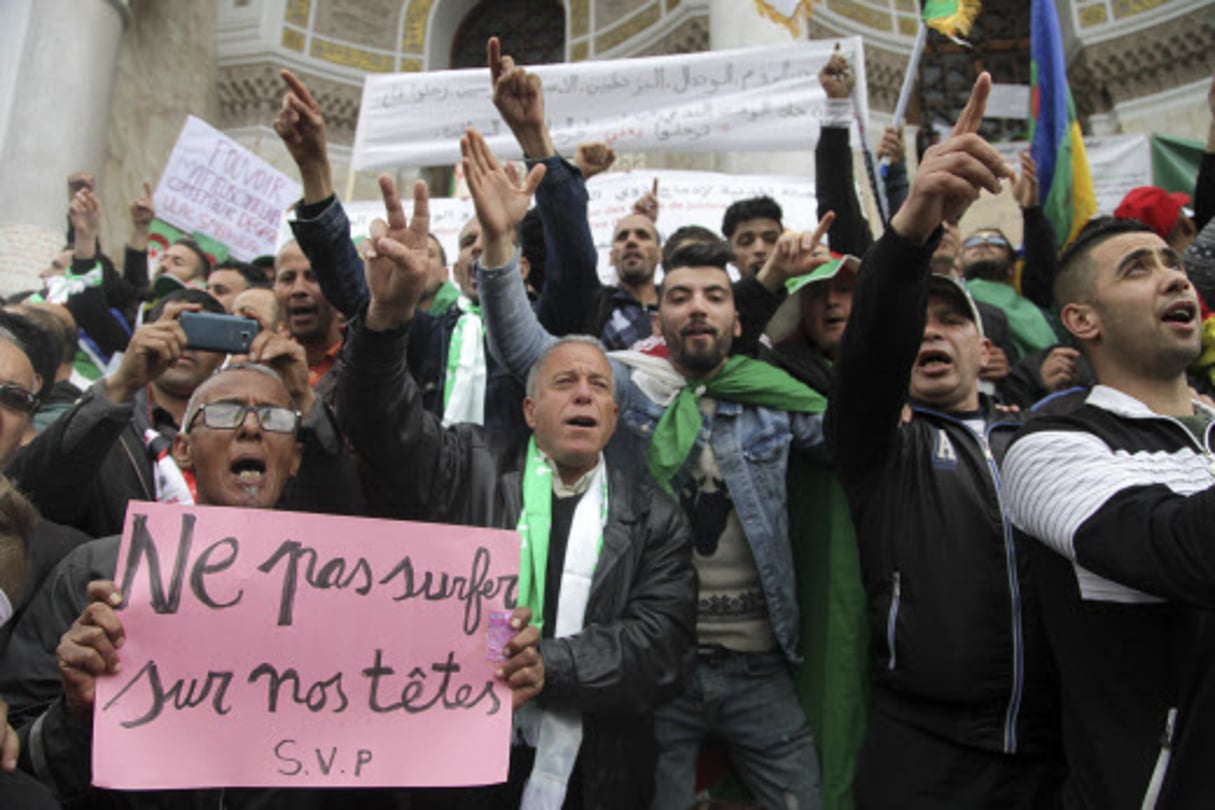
top-left (886, 570), bottom-right (901, 671)
top-left (977, 425), bottom-right (1025, 755)
top-left (914, 403), bottom-right (1026, 754)
top-left (1140, 707), bottom-right (1177, 810)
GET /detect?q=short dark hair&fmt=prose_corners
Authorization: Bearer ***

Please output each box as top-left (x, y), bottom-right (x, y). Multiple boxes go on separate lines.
top-left (212, 259), bottom-right (270, 290)
top-left (663, 239), bottom-right (735, 274)
top-left (721, 196), bottom-right (783, 240)
top-left (1054, 216), bottom-right (1155, 307)
top-left (12, 304), bottom-right (75, 369)
top-left (0, 311), bottom-right (54, 396)
top-left (663, 225), bottom-right (720, 268)
top-left (174, 238), bottom-right (212, 279)
top-left (147, 288), bottom-right (226, 322)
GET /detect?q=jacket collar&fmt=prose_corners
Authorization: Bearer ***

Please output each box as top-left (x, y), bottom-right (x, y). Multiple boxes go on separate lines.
top-left (1086, 384), bottom-right (1215, 421)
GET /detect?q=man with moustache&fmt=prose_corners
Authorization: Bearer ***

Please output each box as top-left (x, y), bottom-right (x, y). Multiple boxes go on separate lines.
top-left (828, 75), bottom-right (1064, 807)
top-left (272, 240), bottom-right (343, 386)
top-left (463, 121), bottom-right (830, 808)
top-left (1003, 216), bottom-right (1215, 806)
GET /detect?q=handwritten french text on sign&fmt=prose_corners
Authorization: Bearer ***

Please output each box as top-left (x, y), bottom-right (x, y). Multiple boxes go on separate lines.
top-left (155, 117), bottom-right (302, 261)
top-left (585, 170), bottom-right (818, 284)
top-left (93, 504), bottom-right (520, 789)
top-left (352, 39), bottom-right (870, 170)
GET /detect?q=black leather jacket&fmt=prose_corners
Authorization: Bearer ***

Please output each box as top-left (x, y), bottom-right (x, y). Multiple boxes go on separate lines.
top-left (334, 315), bottom-right (697, 810)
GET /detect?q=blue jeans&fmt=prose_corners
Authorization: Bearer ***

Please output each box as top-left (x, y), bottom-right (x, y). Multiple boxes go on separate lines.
top-left (652, 649), bottom-right (823, 810)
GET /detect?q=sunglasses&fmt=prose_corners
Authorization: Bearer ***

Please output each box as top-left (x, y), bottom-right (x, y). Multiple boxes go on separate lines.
top-left (963, 234), bottom-right (1011, 250)
top-left (188, 401), bottom-right (299, 434)
top-left (0, 383), bottom-right (38, 414)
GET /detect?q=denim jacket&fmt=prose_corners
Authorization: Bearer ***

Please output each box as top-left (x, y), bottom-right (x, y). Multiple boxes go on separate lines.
top-left (479, 253), bottom-right (826, 662)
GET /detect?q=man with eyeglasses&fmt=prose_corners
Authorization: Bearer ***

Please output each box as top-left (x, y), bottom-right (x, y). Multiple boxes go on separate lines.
top-left (0, 358), bottom-right (480, 808)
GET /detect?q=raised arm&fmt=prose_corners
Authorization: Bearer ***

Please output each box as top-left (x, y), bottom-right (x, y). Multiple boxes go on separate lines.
top-left (816, 48), bottom-right (874, 257)
top-left (274, 69), bottom-right (368, 318)
top-left (463, 127), bottom-right (559, 381)
top-left (830, 73), bottom-right (1012, 483)
top-left (1014, 151), bottom-right (1061, 310)
top-left (489, 37), bottom-right (600, 336)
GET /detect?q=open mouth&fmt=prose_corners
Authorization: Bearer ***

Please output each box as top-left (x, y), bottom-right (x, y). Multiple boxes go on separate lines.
top-left (566, 415), bottom-right (598, 429)
top-left (230, 457), bottom-right (267, 483)
top-left (1162, 300), bottom-right (1197, 324)
top-left (289, 303), bottom-right (317, 319)
top-left (916, 349), bottom-right (953, 372)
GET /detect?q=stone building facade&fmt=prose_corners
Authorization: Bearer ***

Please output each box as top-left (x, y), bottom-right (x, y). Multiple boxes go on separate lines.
top-left (0, 0), bottom-right (1210, 292)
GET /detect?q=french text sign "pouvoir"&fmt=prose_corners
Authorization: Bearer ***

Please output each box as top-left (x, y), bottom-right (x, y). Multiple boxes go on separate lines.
top-left (93, 503), bottom-right (520, 790)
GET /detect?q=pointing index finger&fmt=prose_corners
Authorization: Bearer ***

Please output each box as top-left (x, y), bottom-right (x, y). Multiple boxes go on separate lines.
top-left (142, 180), bottom-right (153, 199)
top-left (953, 72), bottom-right (991, 136)
top-left (280, 69), bottom-right (319, 111)
top-left (651, 178), bottom-right (659, 197)
top-left (488, 37), bottom-right (502, 84)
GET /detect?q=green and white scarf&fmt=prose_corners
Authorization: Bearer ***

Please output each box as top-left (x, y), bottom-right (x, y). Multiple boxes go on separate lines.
top-left (442, 297), bottom-right (487, 426)
top-left (514, 436), bottom-right (608, 809)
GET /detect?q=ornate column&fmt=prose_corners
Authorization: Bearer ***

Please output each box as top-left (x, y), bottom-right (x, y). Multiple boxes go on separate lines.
top-left (0, 0), bottom-right (129, 232)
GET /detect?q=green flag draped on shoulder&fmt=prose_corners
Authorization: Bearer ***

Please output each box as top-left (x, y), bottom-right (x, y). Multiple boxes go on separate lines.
top-left (646, 355), bottom-right (828, 493)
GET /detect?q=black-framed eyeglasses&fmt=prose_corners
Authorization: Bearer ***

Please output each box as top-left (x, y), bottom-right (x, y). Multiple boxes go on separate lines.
top-left (963, 234), bottom-right (1011, 250)
top-left (0, 383), bottom-right (38, 414)
top-left (187, 401), bottom-right (299, 434)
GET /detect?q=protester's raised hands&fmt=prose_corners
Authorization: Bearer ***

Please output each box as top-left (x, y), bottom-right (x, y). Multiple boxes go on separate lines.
top-left (363, 175), bottom-right (432, 331)
top-left (105, 301), bottom-right (198, 403)
top-left (274, 69), bottom-right (333, 203)
top-left (248, 331), bottom-right (315, 417)
top-left (877, 126), bottom-right (906, 165)
top-left (574, 142), bottom-right (616, 180)
top-left (756, 211), bottom-right (835, 292)
top-left (979, 345), bottom-right (1009, 382)
top-left (496, 606), bottom-right (544, 710)
top-left (633, 178), bottom-right (660, 222)
top-left (891, 73), bottom-right (1013, 244)
top-left (489, 37), bottom-right (554, 158)
top-left (69, 188), bottom-right (102, 261)
top-left (818, 46), bottom-right (855, 100)
top-left (461, 127), bottom-right (546, 268)
top-left (67, 171), bottom-right (94, 203)
top-left (57, 580), bottom-right (126, 721)
top-left (129, 180), bottom-right (156, 246)
top-left (1012, 150), bottom-right (1039, 210)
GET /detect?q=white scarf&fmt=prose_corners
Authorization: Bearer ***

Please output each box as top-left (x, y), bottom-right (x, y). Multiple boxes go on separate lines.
top-left (518, 456), bottom-right (608, 810)
top-left (442, 297), bottom-right (487, 426)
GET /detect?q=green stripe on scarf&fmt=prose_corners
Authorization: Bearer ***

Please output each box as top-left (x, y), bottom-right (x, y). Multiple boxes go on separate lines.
top-left (515, 437), bottom-right (607, 632)
top-left (646, 355), bottom-right (828, 494)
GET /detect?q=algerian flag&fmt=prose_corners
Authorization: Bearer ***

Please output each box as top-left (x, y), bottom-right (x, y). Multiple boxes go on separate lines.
top-left (922, 0), bottom-right (981, 44)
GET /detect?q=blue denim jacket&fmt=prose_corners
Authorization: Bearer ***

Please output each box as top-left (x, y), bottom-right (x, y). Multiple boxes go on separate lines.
top-left (479, 254), bottom-right (826, 662)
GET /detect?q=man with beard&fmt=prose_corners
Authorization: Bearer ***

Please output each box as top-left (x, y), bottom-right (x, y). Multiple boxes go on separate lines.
top-left (272, 240), bottom-right (343, 386)
top-left (464, 122), bottom-right (830, 809)
top-left (1003, 216), bottom-right (1215, 806)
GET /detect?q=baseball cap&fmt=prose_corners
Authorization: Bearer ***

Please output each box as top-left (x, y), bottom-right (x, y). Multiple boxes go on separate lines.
top-left (928, 274), bottom-right (985, 338)
top-left (1114, 186), bottom-right (1192, 241)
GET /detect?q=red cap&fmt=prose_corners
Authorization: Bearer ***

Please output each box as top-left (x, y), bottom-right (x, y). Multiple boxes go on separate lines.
top-left (1114, 186), bottom-right (1192, 241)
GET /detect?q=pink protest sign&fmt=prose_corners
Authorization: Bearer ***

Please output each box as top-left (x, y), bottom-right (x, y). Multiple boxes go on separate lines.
top-left (92, 503), bottom-right (520, 790)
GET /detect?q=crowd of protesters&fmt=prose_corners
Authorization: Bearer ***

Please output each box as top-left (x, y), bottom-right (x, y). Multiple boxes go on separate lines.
top-left (0, 34), bottom-right (1213, 810)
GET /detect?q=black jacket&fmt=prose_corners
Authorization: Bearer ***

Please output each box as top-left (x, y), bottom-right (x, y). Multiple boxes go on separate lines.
top-left (334, 316), bottom-right (697, 810)
top-left (1004, 390), bottom-right (1215, 808)
top-left (6, 379), bottom-right (365, 539)
top-left (827, 228), bottom-right (1060, 756)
